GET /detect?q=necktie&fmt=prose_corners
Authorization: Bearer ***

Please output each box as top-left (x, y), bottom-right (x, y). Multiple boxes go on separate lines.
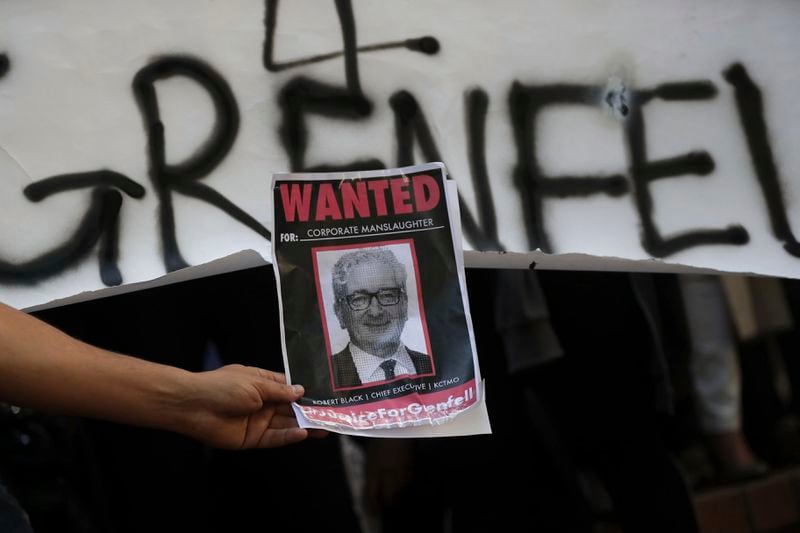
top-left (379, 359), bottom-right (397, 380)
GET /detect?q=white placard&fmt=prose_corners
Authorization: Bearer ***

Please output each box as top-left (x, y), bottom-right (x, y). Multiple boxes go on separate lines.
top-left (1, 0), bottom-right (799, 310)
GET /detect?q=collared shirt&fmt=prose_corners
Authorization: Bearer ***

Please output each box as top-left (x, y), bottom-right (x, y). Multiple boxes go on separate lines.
top-left (350, 343), bottom-right (417, 384)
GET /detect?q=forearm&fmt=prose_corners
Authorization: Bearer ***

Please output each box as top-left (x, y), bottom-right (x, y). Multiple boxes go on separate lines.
top-left (0, 303), bottom-right (193, 433)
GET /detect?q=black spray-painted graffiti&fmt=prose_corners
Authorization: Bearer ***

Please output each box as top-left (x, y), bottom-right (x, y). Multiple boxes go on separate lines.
top-left (265, 0), bottom-right (797, 258)
top-left (133, 56), bottom-right (270, 273)
top-left (724, 64), bottom-right (800, 257)
top-left (0, 53), bottom-right (8, 79)
top-left (265, 0), bottom-right (500, 250)
top-left (510, 80), bottom-right (749, 256)
top-left (0, 53), bottom-right (260, 285)
top-left (0, 0), bottom-right (798, 290)
top-left (17, 171), bottom-right (145, 286)
top-left (0, 52), bottom-right (145, 286)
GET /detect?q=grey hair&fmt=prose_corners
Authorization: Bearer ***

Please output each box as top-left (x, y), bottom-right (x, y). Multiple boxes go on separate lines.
top-left (332, 248), bottom-right (407, 301)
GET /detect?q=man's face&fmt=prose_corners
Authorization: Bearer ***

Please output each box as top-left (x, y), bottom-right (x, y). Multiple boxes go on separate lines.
top-left (335, 261), bottom-right (408, 357)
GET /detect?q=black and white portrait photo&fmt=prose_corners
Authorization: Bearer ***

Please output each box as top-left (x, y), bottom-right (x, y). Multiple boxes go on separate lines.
top-left (313, 241), bottom-right (434, 390)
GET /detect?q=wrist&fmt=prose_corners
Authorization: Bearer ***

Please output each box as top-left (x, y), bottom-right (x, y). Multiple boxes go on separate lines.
top-left (150, 365), bottom-right (198, 437)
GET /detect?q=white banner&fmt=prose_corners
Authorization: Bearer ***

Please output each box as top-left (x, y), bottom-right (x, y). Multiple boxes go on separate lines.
top-left (1, 0), bottom-right (799, 310)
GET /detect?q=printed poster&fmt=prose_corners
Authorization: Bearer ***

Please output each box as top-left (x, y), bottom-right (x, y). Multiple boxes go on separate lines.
top-left (271, 162), bottom-right (489, 435)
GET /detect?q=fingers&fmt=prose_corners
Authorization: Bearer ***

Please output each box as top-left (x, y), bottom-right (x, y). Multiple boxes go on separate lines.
top-left (231, 367), bottom-right (318, 447)
top-left (269, 411), bottom-right (328, 437)
top-left (229, 365), bottom-right (287, 384)
top-left (241, 366), bottom-right (305, 403)
top-left (258, 410), bottom-right (327, 446)
top-left (270, 413), bottom-right (300, 429)
top-left (272, 393), bottom-right (328, 438)
top-left (261, 427), bottom-right (309, 448)
top-left (252, 367), bottom-right (286, 384)
top-left (254, 379), bottom-right (304, 403)
top-left (276, 403), bottom-right (296, 416)
top-left (224, 365), bottom-right (306, 404)
top-left (265, 403), bottom-right (328, 436)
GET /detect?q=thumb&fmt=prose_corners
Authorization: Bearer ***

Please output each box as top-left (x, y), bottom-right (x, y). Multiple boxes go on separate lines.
top-left (255, 379), bottom-right (304, 403)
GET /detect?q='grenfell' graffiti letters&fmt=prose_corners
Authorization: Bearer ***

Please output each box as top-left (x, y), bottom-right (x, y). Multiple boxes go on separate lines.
top-left (509, 83), bottom-right (630, 252)
top-left (266, 0), bottom-right (500, 250)
top-left (724, 63), bottom-right (800, 258)
top-left (133, 56), bottom-right (270, 273)
top-left (0, 3), bottom-right (798, 292)
top-left (389, 90), bottom-right (503, 251)
top-left (268, 0), bottom-right (380, 173)
top-left (0, 171), bottom-right (143, 286)
top-left (627, 81), bottom-right (749, 257)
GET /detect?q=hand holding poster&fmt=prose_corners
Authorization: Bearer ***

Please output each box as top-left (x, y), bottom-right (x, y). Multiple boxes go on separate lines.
top-left (271, 163), bottom-right (489, 435)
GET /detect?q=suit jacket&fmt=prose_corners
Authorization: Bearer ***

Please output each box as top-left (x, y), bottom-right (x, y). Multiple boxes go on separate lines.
top-left (332, 344), bottom-right (432, 388)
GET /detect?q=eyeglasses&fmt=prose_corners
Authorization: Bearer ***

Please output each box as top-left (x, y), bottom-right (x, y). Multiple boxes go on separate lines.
top-left (343, 288), bottom-right (404, 311)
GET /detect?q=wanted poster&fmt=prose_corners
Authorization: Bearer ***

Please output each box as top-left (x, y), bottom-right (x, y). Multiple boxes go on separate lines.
top-left (271, 163), bottom-right (488, 436)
